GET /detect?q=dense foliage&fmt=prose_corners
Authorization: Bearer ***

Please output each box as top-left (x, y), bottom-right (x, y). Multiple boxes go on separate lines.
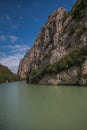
top-left (70, 0), bottom-right (87, 20)
top-left (63, 0), bottom-right (87, 23)
top-left (0, 64), bottom-right (21, 83)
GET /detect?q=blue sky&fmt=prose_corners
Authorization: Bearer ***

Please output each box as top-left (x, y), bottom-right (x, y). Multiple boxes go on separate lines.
top-left (0, 0), bottom-right (77, 73)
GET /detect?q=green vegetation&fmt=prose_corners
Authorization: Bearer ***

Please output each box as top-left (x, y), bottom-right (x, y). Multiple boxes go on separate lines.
top-left (62, 0), bottom-right (87, 24)
top-left (0, 64), bottom-right (21, 83)
top-left (28, 45), bottom-right (87, 84)
top-left (70, 0), bottom-right (87, 20)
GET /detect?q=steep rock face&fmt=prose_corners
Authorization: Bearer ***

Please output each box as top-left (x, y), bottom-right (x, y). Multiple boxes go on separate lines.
top-left (18, 0), bottom-right (87, 85)
top-left (18, 8), bottom-right (67, 78)
top-left (18, 48), bottom-right (35, 79)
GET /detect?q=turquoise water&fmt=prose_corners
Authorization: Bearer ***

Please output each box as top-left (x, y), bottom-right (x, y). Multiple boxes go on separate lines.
top-left (0, 81), bottom-right (87, 130)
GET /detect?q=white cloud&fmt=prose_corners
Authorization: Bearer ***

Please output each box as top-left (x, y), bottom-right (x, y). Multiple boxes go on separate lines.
top-left (6, 45), bottom-right (29, 52)
top-left (0, 53), bottom-right (25, 73)
top-left (0, 35), bottom-right (6, 41)
top-left (8, 35), bottom-right (18, 43)
top-left (0, 44), bottom-right (29, 73)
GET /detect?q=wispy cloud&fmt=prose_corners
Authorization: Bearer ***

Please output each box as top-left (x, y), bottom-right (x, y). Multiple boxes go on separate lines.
top-left (0, 52), bottom-right (6, 56)
top-left (6, 45), bottom-right (29, 52)
top-left (0, 44), bottom-right (29, 73)
top-left (0, 35), bottom-right (6, 41)
top-left (11, 24), bottom-right (19, 30)
top-left (1, 15), bottom-right (11, 21)
top-left (0, 53), bottom-right (24, 73)
top-left (0, 34), bottom-right (19, 43)
top-left (8, 35), bottom-right (18, 43)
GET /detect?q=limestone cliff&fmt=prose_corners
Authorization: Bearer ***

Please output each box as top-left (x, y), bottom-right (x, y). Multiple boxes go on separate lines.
top-left (18, 0), bottom-right (87, 85)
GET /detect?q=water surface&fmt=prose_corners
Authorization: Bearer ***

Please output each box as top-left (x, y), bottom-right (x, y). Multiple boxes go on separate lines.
top-left (0, 81), bottom-right (87, 130)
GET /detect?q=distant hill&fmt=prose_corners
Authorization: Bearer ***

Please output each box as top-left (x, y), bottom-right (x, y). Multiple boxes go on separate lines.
top-left (0, 64), bottom-right (21, 83)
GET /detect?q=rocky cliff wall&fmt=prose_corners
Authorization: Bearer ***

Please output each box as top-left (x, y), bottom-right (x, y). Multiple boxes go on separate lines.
top-left (18, 0), bottom-right (87, 85)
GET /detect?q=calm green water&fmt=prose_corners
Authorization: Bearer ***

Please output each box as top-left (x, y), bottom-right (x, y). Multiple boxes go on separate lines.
top-left (0, 81), bottom-right (87, 130)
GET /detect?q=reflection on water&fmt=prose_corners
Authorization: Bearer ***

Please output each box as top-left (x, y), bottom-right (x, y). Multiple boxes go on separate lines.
top-left (0, 81), bottom-right (87, 130)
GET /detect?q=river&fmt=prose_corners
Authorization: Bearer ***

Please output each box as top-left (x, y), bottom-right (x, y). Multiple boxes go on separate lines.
top-left (0, 81), bottom-right (87, 130)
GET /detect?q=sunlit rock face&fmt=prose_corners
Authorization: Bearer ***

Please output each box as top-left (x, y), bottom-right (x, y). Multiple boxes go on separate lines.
top-left (18, 0), bottom-right (87, 85)
top-left (18, 8), bottom-right (67, 78)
